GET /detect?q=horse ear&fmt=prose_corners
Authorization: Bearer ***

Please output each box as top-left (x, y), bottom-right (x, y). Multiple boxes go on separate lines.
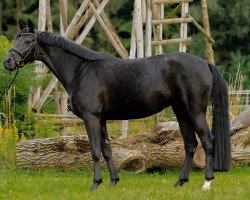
top-left (27, 19), bottom-right (34, 32)
top-left (19, 19), bottom-right (26, 30)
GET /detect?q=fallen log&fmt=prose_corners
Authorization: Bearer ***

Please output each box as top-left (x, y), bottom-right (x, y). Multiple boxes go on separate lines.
top-left (15, 122), bottom-right (250, 172)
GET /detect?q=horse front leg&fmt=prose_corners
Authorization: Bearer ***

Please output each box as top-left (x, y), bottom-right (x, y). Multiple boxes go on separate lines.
top-left (100, 119), bottom-right (119, 187)
top-left (83, 113), bottom-right (102, 191)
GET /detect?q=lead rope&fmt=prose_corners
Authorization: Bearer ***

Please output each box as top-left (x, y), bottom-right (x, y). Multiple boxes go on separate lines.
top-left (0, 69), bottom-right (19, 101)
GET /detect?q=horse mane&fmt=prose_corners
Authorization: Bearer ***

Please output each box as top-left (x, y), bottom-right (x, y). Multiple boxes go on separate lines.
top-left (37, 31), bottom-right (112, 61)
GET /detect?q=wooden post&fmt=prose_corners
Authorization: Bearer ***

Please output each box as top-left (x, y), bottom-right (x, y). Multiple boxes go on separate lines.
top-left (33, 76), bottom-right (58, 112)
top-left (75, 0), bottom-right (110, 44)
top-left (88, 1), bottom-right (128, 59)
top-left (68, 8), bottom-right (91, 40)
top-left (64, 0), bottom-right (90, 38)
top-left (38, 0), bottom-right (47, 31)
top-left (120, 6), bottom-right (138, 139)
top-left (201, 0), bottom-right (215, 64)
top-left (33, 0), bottom-right (91, 112)
top-left (155, 2), bottom-right (164, 55)
top-left (29, 0), bottom-right (47, 109)
top-left (60, 0), bottom-right (68, 116)
top-left (179, 2), bottom-right (189, 52)
top-left (92, 0), bottom-right (128, 58)
top-left (46, 0), bottom-right (53, 32)
top-left (141, 0), bottom-right (147, 23)
top-left (59, 0), bottom-right (68, 33)
top-left (134, 0), bottom-right (144, 58)
top-left (46, 0), bottom-right (60, 114)
top-left (145, 0), bottom-right (152, 57)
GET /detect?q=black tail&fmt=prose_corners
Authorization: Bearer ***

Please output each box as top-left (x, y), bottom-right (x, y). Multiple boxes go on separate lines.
top-left (208, 63), bottom-right (231, 171)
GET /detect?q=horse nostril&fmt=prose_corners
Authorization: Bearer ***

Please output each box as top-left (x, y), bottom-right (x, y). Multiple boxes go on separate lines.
top-left (7, 58), bottom-right (11, 63)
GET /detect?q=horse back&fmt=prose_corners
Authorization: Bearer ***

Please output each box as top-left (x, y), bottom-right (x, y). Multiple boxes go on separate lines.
top-left (71, 53), bottom-right (212, 120)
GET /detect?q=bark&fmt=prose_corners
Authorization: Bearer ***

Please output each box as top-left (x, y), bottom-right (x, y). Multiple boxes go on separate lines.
top-left (231, 106), bottom-right (250, 133)
top-left (16, 122), bottom-right (250, 172)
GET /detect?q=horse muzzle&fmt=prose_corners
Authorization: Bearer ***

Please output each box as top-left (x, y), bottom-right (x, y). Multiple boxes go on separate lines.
top-left (3, 53), bottom-right (21, 71)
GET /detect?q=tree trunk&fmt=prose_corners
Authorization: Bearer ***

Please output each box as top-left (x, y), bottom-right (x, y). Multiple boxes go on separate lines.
top-left (16, 122), bottom-right (250, 172)
top-left (231, 106), bottom-right (250, 133)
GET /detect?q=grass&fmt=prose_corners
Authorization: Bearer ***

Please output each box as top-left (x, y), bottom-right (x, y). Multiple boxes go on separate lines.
top-left (0, 166), bottom-right (249, 200)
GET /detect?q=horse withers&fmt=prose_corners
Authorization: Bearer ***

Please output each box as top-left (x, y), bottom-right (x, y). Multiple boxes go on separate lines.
top-left (3, 19), bottom-right (231, 191)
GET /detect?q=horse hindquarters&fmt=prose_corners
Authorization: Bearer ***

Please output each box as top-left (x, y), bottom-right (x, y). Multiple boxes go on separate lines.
top-left (170, 65), bottom-right (214, 188)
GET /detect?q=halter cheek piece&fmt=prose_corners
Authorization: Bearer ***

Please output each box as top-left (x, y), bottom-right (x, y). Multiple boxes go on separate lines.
top-left (9, 33), bottom-right (37, 68)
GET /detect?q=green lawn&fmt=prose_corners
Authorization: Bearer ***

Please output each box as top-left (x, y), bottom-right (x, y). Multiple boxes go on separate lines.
top-left (0, 166), bottom-right (249, 200)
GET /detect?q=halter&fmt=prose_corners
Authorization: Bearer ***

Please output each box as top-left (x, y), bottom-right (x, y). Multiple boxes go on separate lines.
top-left (9, 33), bottom-right (37, 68)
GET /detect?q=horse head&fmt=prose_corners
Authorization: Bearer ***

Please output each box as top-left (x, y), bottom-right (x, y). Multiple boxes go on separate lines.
top-left (3, 19), bottom-right (38, 71)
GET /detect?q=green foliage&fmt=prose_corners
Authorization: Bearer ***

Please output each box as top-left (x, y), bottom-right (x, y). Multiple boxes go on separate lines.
top-left (34, 117), bottom-right (60, 139)
top-left (0, 166), bottom-right (249, 199)
top-left (0, 35), bottom-right (37, 141)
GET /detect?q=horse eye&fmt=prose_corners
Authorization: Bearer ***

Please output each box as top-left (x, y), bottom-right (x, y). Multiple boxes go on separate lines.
top-left (26, 40), bottom-right (31, 44)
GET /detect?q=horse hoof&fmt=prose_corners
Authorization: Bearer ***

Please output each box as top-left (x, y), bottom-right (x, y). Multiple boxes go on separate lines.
top-left (202, 180), bottom-right (212, 191)
top-left (109, 178), bottom-right (120, 188)
top-left (89, 180), bottom-right (102, 192)
top-left (173, 179), bottom-right (188, 187)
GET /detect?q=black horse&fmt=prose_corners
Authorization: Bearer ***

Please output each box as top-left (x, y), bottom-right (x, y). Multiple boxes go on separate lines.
top-left (3, 19), bottom-right (230, 191)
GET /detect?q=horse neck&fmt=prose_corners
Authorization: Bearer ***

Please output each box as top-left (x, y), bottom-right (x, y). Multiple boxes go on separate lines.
top-left (38, 45), bottom-right (84, 91)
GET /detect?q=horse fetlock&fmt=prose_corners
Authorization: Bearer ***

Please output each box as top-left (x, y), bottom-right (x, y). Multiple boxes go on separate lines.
top-left (109, 177), bottom-right (120, 187)
top-left (173, 178), bottom-right (188, 187)
top-left (89, 179), bottom-right (103, 192)
top-left (202, 180), bottom-right (213, 191)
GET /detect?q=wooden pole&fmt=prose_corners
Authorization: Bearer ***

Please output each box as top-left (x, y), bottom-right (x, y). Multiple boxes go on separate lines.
top-left (145, 0), bottom-right (152, 57)
top-left (59, 0), bottom-right (68, 116)
top-left (33, 76), bottom-right (58, 112)
top-left (188, 15), bottom-right (215, 44)
top-left (88, 1), bottom-right (128, 59)
top-left (134, 0), bottom-right (144, 58)
top-left (38, 0), bottom-right (47, 31)
top-left (33, 0), bottom-right (90, 112)
top-left (120, 5), bottom-right (138, 139)
top-left (75, 0), bottom-right (110, 44)
top-left (64, 0), bottom-right (90, 38)
top-left (46, 0), bottom-right (61, 114)
top-left (152, 37), bottom-right (191, 45)
top-left (68, 8), bottom-right (91, 40)
top-left (154, 3), bottom-right (163, 54)
top-left (30, 0), bottom-right (47, 109)
top-left (155, 0), bottom-right (193, 4)
top-left (201, 0), bottom-right (215, 64)
top-left (92, 0), bottom-right (128, 58)
top-left (46, 0), bottom-right (53, 32)
top-left (179, 2), bottom-right (189, 52)
top-left (141, 0), bottom-right (147, 23)
top-left (59, 0), bottom-right (68, 32)
top-left (152, 17), bottom-right (192, 25)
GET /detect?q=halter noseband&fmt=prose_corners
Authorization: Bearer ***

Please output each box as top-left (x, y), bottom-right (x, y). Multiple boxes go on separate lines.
top-left (9, 33), bottom-right (37, 68)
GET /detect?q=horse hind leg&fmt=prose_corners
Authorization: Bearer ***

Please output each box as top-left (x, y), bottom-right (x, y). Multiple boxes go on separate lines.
top-left (100, 119), bottom-right (120, 187)
top-left (193, 113), bottom-right (214, 190)
top-left (172, 106), bottom-right (198, 187)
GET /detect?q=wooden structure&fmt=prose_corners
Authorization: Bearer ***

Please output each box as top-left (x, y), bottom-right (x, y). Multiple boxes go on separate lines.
top-left (31, 0), bottom-right (215, 137)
